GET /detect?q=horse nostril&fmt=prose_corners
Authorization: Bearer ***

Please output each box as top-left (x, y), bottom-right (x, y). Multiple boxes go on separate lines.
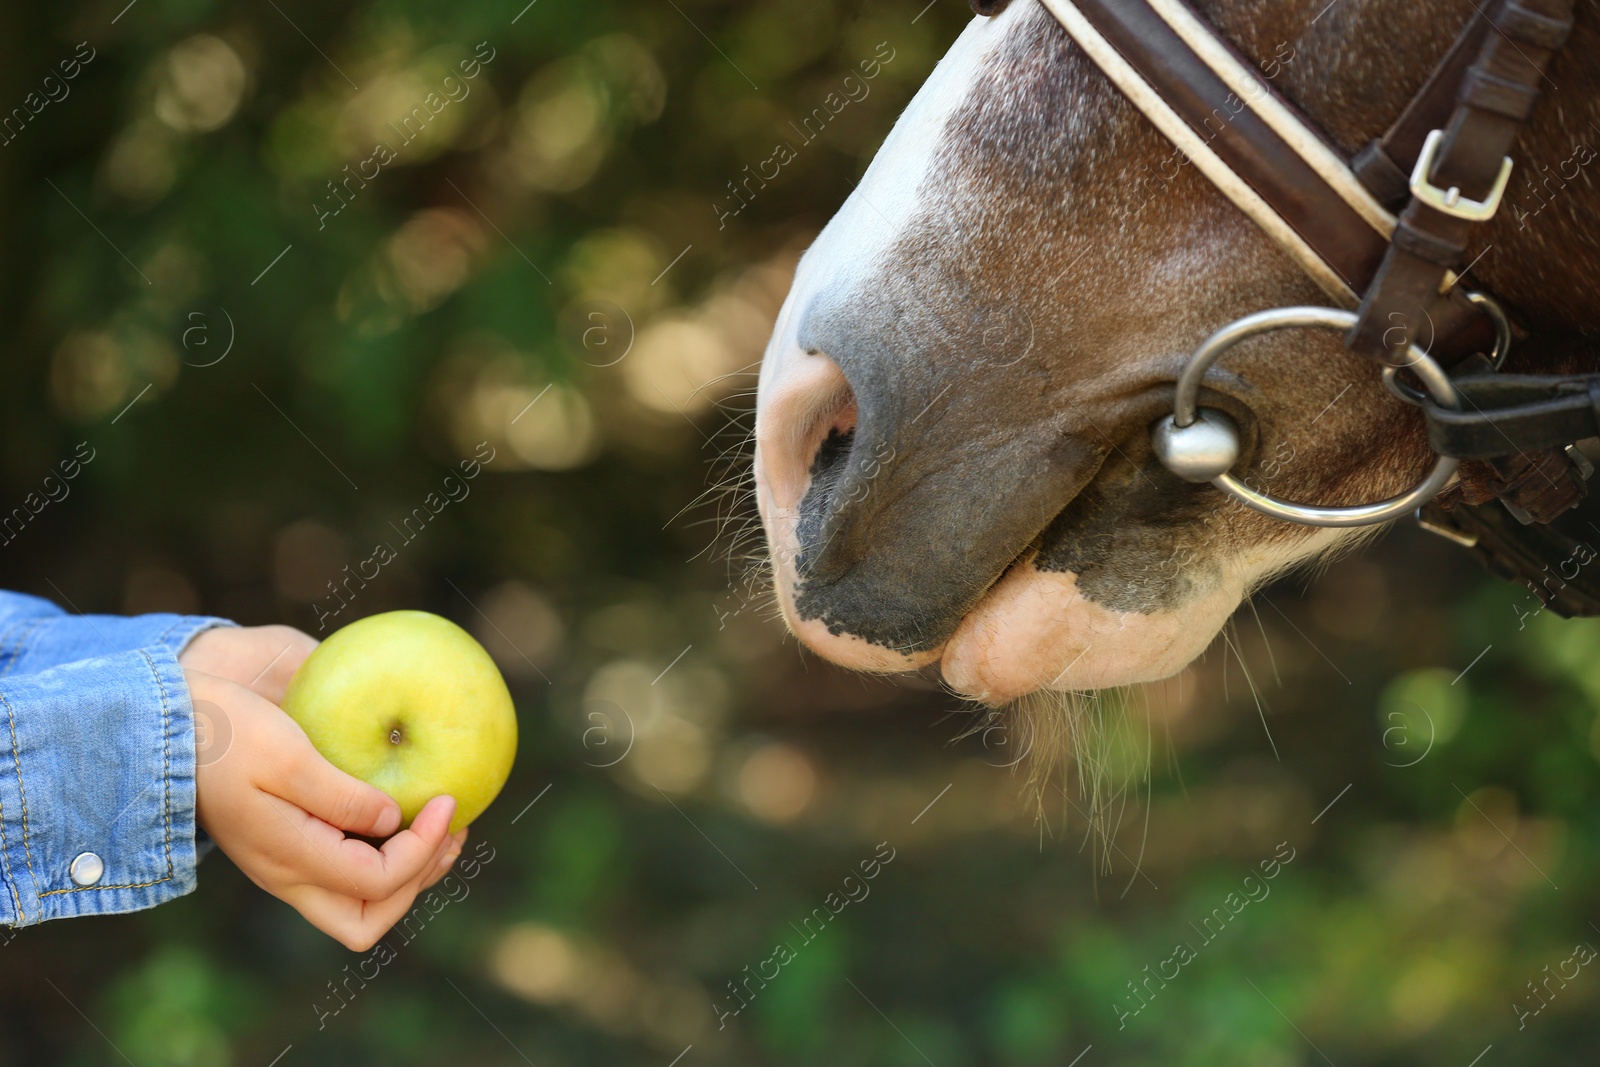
top-left (814, 425), bottom-right (856, 472)
top-left (756, 345), bottom-right (858, 515)
top-left (794, 373), bottom-right (860, 541)
top-left (799, 423), bottom-right (857, 545)
top-left (803, 358), bottom-right (857, 452)
top-left (812, 396), bottom-right (858, 469)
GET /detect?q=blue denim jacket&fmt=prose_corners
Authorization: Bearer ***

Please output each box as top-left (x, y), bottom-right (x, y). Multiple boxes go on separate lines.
top-left (0, 590), bottom-right (232, 927)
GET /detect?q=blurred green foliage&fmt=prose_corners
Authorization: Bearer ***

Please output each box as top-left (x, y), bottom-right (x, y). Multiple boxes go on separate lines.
top-left (1, 0), bottom-right (1598, 1064)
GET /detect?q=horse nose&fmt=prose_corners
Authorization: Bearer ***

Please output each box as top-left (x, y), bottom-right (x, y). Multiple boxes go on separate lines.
top-left (755, 313), bottom-right (944, 672)
top-left (756, 291), bottom-right (1100, 673)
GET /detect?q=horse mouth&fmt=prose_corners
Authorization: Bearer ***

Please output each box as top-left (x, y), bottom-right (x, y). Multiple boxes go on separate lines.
top-left (758, 363), bottom-right (1253, 703)
top-left (761, 414), bottom-right (1122, 702)
top-left (768, 507), bottom-right (1131, 704)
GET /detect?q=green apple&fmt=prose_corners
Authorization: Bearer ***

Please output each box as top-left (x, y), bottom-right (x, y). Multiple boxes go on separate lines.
top-left (282, 610), bottom-right (517, 835)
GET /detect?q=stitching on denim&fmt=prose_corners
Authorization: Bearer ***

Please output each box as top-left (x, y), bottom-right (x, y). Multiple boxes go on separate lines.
top-left (0, 691), bottom-right (39, 903)
top-left (0, 617), bottom-right (42, 922)
top-left (0, 797), bottom-right (23, 923)
top-left (38, 652), bottom-right (179, 896)
top-left (159, 618), bottom-right (226, 658)
top-left (38, 876), bottom-right (174, 897)
top-left (143, 649), bottom-right (175, 882)
top-left (154, 617), bottom-right (187, 648)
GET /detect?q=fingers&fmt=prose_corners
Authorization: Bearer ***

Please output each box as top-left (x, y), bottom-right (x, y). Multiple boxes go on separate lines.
top-left (286, 828), bottom-right (457, 951)
top-left (419, 829), bottom-right (468, 891)
top-left (274, 794), bottom-right (456, 901)
top-left (360, 795), bottom-right (456, 894)
top-left (346, 834), bottom-right (459, 945)
top-left (213, 674), bottom-right (400, 838)
top-left (281, 740), bottom-right (404, 839)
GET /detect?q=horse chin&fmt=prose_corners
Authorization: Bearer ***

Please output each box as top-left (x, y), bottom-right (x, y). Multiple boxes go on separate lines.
top-left (936, 563), bottom-right (1244, 703)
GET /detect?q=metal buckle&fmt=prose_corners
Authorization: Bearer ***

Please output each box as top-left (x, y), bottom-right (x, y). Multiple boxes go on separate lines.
top-left (1565, 443), bottom-right (1596, 481)
top-left (1409, 129), bottom-right (1514, 222)
top-left (1151, 306), bottom-right (1461, 529)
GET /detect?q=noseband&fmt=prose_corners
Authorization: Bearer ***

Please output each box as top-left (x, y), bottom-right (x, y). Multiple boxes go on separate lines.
top-left (1001, 0), bottom-right (1600, 612)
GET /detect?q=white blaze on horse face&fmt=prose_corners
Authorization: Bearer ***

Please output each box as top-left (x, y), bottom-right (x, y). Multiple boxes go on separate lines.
top-left (762, 9), bottom-right (1018, 353)
top-left (756, 9), bottom-right (1021, 675)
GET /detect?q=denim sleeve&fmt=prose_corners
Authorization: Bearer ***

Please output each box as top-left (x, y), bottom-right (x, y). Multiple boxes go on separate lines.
top-left (0, 591), bottom-right (234, 927)
top-left (0, 590), bottom-right (234, 674)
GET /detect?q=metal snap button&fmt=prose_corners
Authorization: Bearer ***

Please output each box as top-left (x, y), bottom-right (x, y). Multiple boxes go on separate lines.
top-left (68, 852), bottom-right (104, 887)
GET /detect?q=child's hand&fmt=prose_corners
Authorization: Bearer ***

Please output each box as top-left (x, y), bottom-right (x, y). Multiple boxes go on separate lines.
top-left (180, 623), bottom-right (320, 705)
top-left (182, 629), bottom-right (467, 950)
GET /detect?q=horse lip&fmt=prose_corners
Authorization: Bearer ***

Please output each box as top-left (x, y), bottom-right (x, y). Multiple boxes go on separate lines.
top-left (937, 445), bottom-right (1111, 645)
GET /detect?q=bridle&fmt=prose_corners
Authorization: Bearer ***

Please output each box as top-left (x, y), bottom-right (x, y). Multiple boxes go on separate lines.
top-left (977, 0), bottom-right (1600, 614)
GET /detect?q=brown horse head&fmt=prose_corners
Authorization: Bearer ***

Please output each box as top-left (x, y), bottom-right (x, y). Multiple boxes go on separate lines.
top-left (754, 0), bottom-right (1600, 703)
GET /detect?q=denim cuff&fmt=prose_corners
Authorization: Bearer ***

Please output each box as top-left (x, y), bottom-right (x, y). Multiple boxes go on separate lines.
top-left (0, 645), bottom-right (199, 926)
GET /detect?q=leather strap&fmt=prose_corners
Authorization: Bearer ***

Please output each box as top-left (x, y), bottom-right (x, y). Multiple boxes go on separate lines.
top-left (1352, 15), bottom-right (1494, 208)
top-left (1425, 373), bottom-right (1600, 458)
top-left (1048, 0), bottom-right (1506, 358)
top-left (1419, 496), bottom-right (1600, 616)
top-left (1028, 0), bottom-right (1571, 368)
top-left (1348, 0), bottom-right (1576, 359)
top-left (1047, 0), bottom-right (1390, 301)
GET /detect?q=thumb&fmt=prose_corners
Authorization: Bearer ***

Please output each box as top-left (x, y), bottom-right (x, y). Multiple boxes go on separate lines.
top-left (287, 748), bottom-right (403, 838)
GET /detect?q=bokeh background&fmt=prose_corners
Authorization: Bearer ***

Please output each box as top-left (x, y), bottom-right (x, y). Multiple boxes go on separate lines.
top-left (1, 0), bottom-right (1598, 1064)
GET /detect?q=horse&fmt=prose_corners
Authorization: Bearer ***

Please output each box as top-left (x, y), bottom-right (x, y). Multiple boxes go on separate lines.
top-left (752, 0), bottom-right (1600, 705)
